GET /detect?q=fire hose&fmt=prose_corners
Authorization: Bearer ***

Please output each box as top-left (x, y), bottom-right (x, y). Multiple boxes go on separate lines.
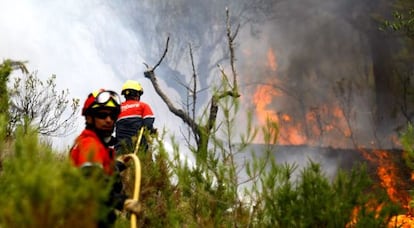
top-left (118, 127), bottom-right (145, 228)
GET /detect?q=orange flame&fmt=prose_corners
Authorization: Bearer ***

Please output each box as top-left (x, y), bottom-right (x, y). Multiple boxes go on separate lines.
top-left (358, 148), bottom-right (414, 227)
top-left (389, 214), bottom-right (414, 227)
top-left (267, 48), bottom-right (277, 72)
top-left (250, 42), bottom-right (413, 228)
top-left (252, 84), bottom-right (280, 125)
top-left (252, 48), bottom-right (357, 147)
top-left (361, 149), bottom-right (411, 207)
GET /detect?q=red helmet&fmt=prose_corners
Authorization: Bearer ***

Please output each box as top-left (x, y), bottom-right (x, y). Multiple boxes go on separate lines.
top-left (82, 89), bottom-right (121, 116)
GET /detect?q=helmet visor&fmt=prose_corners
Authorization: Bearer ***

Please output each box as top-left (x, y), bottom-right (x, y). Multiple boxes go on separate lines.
top-left (95, 90), bottom-right (121, 106)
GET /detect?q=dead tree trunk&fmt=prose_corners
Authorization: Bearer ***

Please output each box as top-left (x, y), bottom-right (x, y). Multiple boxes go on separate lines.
top-left (143, 8), bottom-right (240, 164)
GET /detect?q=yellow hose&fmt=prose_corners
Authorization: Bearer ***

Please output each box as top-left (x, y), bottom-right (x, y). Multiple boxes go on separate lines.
top-left (134, 127), bottom-right (145, 155)
top-left (120, 127), bottom-right (145, 228)
top-left (122, 153), bottom-right (141, 228)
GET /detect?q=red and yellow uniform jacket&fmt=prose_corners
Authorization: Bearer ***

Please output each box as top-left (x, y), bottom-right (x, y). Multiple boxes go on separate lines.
top-left (69, 129), bottom-right (115, 175)
top-left (117, 99), bottom-right (154, 122)
top-left (115, 99), bottom-right (155, 152)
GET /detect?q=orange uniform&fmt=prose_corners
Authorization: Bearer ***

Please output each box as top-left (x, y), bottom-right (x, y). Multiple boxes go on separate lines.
top-left (70, 129), bottom-right (116, 175)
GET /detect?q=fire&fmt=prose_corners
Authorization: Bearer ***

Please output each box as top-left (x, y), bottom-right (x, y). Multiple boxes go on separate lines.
top-left (252, 85), bottom-right (354, 146)
top-left (252, 48), bottom-right (308, 145)
top-left (252, 81), bottom-right (309, 145)
top-left (252, 84), bottom-right (280, 125)
top-left (358, 149), bottom-right (414, 227)
top-left (389, 214), bottom-right (414, 227)
top-left (249, 41), bottom-right (414, 228)
top-left (281, 113), bottom-right (291, 122)
top-left (267, 48), bottom-right (277, 72)
top-left (331, 106), bottom-right (352, 137)
top-left (252, 48), bottom-right (356, 147)
top-left (361, 149), bottom-right (411, 207)
top-left (347, 202), bottom-right (385, 228)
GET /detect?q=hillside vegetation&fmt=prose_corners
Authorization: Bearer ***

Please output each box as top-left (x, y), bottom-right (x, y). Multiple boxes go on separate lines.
top-left (0, 59), bottom-right (405, 226)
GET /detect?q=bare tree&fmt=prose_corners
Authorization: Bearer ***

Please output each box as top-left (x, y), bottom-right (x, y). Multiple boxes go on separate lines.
top-left (8, 71), bottom-right (80, 137)
top-left (112, 0), bottom-right (280, 107)
top-left (143, 8), bottom-right (240, 163)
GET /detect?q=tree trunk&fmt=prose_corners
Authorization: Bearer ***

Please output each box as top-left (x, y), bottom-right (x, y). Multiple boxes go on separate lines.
top-left (369, 28), bottom-right (399, 136)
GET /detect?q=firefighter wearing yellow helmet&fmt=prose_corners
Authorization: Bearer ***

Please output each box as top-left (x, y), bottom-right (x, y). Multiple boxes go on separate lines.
top-left (121, 79), bottom-right (144, 96)
top-left (115, 80), bottom-right (155, 154)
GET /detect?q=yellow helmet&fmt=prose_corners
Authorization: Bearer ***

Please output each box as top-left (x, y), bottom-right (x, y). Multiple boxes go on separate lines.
top-left (121, 80), bottom-right (143, 96)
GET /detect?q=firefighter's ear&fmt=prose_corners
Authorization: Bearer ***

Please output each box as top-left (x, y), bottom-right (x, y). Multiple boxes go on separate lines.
top-left (86, 115), bottom-right (93, 124)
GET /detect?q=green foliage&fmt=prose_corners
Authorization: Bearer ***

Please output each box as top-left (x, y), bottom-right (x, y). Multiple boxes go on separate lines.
top-left (400, 123), bottom-right (414, 212)
top-left (0, 117), bottom-right (111, 227)
top-left (0, 56), bottom-right (402, 227)
top-left (118, 129), bottom-right (182, 227)
top-left (382, 2), bottom-right (414, 39)
top-left (0, 60), bottom-right (13, 125)
top-left (0, 100), bottom-right (404, 225)
top-left (249, 160), bottom-right (399, 228)
top-left (0, 103), bottom-right (400, 227)
top-left (128, 93), bottom-right (399, 227)
top-left (401, 123), bottom-right (414, 170)
top-left (0, 60), bottom-right (29, 130)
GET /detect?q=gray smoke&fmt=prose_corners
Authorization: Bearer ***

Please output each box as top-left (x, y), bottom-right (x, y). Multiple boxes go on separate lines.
top-left (0, 0), bottom-right (400, 155)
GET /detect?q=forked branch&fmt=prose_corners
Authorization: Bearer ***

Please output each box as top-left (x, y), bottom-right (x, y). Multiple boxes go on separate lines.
top-left (143, 9), bottom-right (241, 154)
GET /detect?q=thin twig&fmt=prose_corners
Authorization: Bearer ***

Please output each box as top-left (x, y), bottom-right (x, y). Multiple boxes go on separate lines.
top-left (154, 37), bottom-right (170, 71)
top-left (189, 43), bottom-right (197, 123)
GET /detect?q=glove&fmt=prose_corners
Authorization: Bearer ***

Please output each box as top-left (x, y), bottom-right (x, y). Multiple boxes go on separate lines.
top-left (124, 199), bottom-right (142, 215)
top-left (117, 154), bottom-right (132, 163)
top-left (115, 160), bottom-right (127, 172)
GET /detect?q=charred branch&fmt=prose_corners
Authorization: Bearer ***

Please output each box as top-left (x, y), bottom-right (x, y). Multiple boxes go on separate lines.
top-left (226, 7), bottom-right (240, 92)
top-left (144, 69), bottom-right (199, 138)
top-left (143, 37), bottom-right (200, 144)
top-left (189, 43), bottom-right (197, 124)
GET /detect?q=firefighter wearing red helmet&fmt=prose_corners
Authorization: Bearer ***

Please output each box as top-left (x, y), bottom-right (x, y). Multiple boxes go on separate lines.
top-left (69, 89), bottom-right (141, 226)
top-left (71, 89), bottom-right (121, 175)
top-left (115, 80), bottom-right (155, 154)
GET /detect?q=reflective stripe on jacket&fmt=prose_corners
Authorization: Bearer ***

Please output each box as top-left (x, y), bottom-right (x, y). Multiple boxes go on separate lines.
top-left (115, 100), bottom-right (155, 149)
top-left (117, 100), bottom-right (154, 120)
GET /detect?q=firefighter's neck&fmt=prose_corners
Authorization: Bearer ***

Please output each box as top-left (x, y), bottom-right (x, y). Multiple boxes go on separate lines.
top-left (86, 124), bottom-right (113, 145)
top-left (127, 96), bottom-right (140, 101)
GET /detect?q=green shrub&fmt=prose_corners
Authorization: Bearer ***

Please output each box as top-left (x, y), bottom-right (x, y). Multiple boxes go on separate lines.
top-left (0, 110), bottom-right (403, 227)
top-left (0, 119), bottom-right (112, 228)
top-left (249, 160), bottom-right (400, 228)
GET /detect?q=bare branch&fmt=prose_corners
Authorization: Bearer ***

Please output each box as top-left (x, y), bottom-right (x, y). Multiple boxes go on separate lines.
top-left (143, 9), bottom-right (241, 155)
top-left (189, 43), bottom-right (197, 123)
top-left (144, 70), bottom-right (199, 141)
top-left (9, 60), bottom-right (29, 74)
top-left (226, 7), bottom-right (239, 92)
top-left (8, 72), bottom-right (79, 137)
top-left (154, 37), bottom-right (170, 71)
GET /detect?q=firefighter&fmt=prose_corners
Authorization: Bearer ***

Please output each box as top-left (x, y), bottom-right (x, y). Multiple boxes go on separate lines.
top-left (69, 89), bottom-right (141, 227)
top-left (115, 80), bottom-right (155, 155)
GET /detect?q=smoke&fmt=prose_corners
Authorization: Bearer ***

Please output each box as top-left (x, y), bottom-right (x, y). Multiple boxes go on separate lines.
top-left (0, 0), bottom-right (400, 168)
top-left (237, 0), bottom-right (397, 149)
top-left (0, 0), bottom-right (183, 150)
